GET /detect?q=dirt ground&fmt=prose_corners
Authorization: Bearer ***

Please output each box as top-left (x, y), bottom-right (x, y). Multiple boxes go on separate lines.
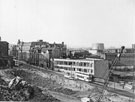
top-left (0, 68), bottom-right (81, 102)
top-left (0, 67), bottom-right (135, 102)
top-left (0, 72), bottom-right (60, 102)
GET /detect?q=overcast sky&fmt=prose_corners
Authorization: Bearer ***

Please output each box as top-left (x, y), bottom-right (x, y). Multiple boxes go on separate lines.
top-left (0, 0), bottom-right (135, 48)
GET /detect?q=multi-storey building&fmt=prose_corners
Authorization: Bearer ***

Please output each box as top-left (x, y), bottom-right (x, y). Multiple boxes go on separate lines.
top-left (17, 40), bottom-right (67, 68)
top-left (30, 40), bottom-right (67, 59)
top-left (17, 40), bottom-right (31, 61)
top-left (53, 58), bottom-right (108, 81)
top-left (0, 41), bottom-right (9, 57)
top-left (0, 40), bottom-right (14, 68)
top-left (9, 45), bottom-right (18, 59)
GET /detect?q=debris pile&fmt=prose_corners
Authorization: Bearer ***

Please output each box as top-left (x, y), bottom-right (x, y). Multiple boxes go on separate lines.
top-left (0, 76), bottom-right (7, 86)
top-left (0, 76), bottom-right (34, 101)
top-left (11, 69), bottom-right (78, 95)
top-left (0, 75), bottom-right (60, 102)
top-left (6, 69), bottom-right (60, 89)
top-left (0, 86), bottom-right (32, 101)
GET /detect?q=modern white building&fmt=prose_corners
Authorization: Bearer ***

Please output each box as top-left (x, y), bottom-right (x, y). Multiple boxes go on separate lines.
top-left (53, 58), bottom-right (108, 81)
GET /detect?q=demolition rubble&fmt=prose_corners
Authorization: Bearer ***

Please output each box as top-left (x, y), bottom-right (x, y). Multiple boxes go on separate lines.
top-left (0, 68), bottom-right (134, 102)
top-left (0, 74), bottom-right (60, 102)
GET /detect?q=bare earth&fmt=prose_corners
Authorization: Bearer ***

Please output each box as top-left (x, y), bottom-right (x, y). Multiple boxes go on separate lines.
top-left (0, 67), bottom-right (135, 102)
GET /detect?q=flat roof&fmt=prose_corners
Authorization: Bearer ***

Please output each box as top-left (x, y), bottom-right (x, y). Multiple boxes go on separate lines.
top-left (54, 58), bottom-right (103, 62)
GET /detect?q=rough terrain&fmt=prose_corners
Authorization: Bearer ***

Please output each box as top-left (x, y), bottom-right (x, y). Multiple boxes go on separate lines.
top-left (0, 66), bottom-right (135, 102)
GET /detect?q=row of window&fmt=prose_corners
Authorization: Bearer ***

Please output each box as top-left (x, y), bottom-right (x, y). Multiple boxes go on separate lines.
top-left (77, 75), bottom-right (84, 78)
top-left (54, 66), bottom-right (94, 74)
top-left (55, 61), bottom-right (94, 67)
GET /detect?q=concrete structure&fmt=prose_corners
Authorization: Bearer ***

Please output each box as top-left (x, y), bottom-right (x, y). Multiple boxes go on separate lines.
top-left (54, 58), bottom-right (108, 80)
top-left (92, 43), bottom-right (104, 50)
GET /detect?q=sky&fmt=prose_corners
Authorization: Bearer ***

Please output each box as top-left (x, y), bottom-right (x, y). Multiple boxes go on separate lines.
top-left (0, 0), bottom-right (135, 48)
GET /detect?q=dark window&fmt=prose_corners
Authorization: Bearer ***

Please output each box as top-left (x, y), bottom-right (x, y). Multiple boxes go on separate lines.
top-left (64, 61), bottom-right (67, 65)
top-left (69, 62), bottom-right (72, 65)
top-left (67, 72), bottom-right (70, 75)
top-left (84, 69), bottom-right (87, 72)
top-left (79, 68), bottom-right (81, 71)
top-left (67, 62), bottom-right (69, 65)
top-left (73, 68), bottom-right (75, 71)
top-left (84, 63), bottom-right (86, 66)
top-left (91, 69), bottom-right (93, 73)
top-left (72, 62), bottom-right (75, 65)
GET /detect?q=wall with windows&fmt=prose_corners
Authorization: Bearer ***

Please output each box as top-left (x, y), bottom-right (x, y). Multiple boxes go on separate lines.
top-left (54, 59), bottom-right (106, 76)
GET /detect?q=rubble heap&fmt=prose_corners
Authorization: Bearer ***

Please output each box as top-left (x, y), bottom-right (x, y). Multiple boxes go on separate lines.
top-left (8, 69), bottom-right (78, 96)
top-left (0, 75), bottom-right (60, 102)
top-left (0, 76), bottom-right (34, 101)
top-left (0, 86), bottom-right (33, 101)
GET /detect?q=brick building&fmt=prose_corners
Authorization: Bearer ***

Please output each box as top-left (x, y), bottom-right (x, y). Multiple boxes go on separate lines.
top-left (0, 41), bottom-right (9, 57)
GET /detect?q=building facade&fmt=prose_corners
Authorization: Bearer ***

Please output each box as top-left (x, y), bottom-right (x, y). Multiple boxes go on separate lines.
top-left (54, 58), bottom-right (108, 80)
top-left (30, 40), bottom-right (67, 59)
top-left (15, 40), bottom-right (67, 68)
top-left (0, 41), bottom-right (9, 57)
